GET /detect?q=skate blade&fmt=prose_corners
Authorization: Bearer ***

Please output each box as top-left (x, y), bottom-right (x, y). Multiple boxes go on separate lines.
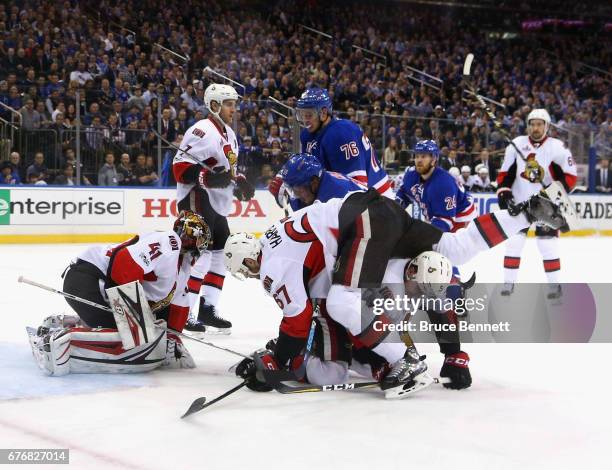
top-left (384, 371), bottom-right (434, 399)
top-left (203, 327), bottom-right (231, 336)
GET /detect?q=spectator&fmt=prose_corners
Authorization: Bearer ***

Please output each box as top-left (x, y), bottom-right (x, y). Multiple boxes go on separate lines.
top-left (1, 161), bottom-right (17, 185)
top-left (440, 149), bottom-right (461, 170)
top-left (26, 152), bottom-right (48, 182)
top-left (473, 149), bottom-right (497, 181)
top-left (126, 85), bottom-right (146, 112)
top-left (19, 98), bottom-right (42, 130)
top-left (98, 153), bottom-right (119, 186)
top-left (256, 164), bottom-right (275, 189)
top-left (117, 153), bottom-right (135, 186)
top-left (69, 62), bottom-right (93, 86)
top-left (8, 152), bottom-right (24, 183)
top-left (27, 171), bottom-right (47, 186)
top-left (383, 137), bottom-right (400, 169)
top-left (53, 163), bottom-right (77, 186)
top-left (133, 154), bottom-right (159, 186)
top-left (595, 158), bottom-right (612, 193)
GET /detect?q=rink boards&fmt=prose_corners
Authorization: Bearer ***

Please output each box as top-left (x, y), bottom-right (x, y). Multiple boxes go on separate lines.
top-left (0, 187), bottom-right (611, 243)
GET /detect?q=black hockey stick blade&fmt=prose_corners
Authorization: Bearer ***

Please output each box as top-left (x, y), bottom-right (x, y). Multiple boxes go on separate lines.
top-left (460, 272), bottom-right (477, 290)
top-left (180, 381), bottom-right (248, 419)
top-left (181, 397), bottom-right (207, 419)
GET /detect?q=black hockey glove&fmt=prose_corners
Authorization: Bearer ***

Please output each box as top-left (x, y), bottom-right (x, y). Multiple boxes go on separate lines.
top-left (198, 168), bottom-right (232, 189)
top-left (233, 174), bottom-right (255, 201)
top-left (235, 352), bottom-right (274, 392)
top-left (440, 351), bottom-right (472, 390)
top-left (497, 189), bottom-right (514, 210)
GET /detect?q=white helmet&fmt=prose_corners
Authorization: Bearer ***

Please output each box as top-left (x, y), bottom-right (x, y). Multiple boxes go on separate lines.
top-left (526, 108), bottom-right (551, 135)
top-left (224, 232), bottom-right (261, 281)
top-left (405, 251), bottom-right (453, 298)
top-left (461, 165), bottom-right (471, 174)
top-left (477, 165), bottom-right (489, 175)
top-left (448, 166), bottom-right (460, 178)
top-left (204, 83), bottom-right (239, 120)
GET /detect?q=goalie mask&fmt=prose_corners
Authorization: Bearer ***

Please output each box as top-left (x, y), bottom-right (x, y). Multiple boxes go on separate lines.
top-left (173, 211), bottom-right (211, 256)
top-left (404, 251), bottom-right (453, 299)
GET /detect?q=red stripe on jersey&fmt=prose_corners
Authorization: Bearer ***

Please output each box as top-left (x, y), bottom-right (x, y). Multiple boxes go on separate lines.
top-left (207, 116), bottom-right (227, 139)
top-left (474, 213), bottom-right (507, 248)
top-left (563, 173), bottom-right (577, 191)
top-left (70, 340), bottom-right (126, 355)
top-left (457, 203), bottom-right (476, 218)
top-left (167, 305), bottom-right (191, 332)
top-left (496, 171), bottom-right (508, 186)
top-left (450, 221), bottom-right (467, 232)
top-left (375, 179), bottom-right (393, 194)
top-left (355, 313), bottom-right (393, 348)
top-left (343, 213), bottom-right (364, 286)
top-left (504, 256), bottom-right (521, 269)
top-left (143, 271), bottom-right (158, 282)
top-left (304, 241), bottom-right (325, 281)
top-left (173, 161), bottom-right (197, 183)
top-left (543, 258), bottom-right (561, 272)
top-left (109, 249), bottom-right (145, 286)
top-left (353, 175), bottom-right (368, 184)
top-left (279, 302), bottom-right (314, 339)
top-left (203, 272), bottom-right (225, 290)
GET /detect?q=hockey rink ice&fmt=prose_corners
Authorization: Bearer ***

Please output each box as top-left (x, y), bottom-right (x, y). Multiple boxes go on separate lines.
top-left (0, 236), bottom-right (610, 470)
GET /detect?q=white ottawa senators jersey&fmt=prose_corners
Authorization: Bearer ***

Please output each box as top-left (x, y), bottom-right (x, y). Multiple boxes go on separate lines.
top-left (497, 135), bottom-right (577, 203)
top-left (173, 116), bottom-right (239, 216)
top-left (78, 231), bottom-right (182, 307)
top-left (259, 214), bottom-right (337, 339)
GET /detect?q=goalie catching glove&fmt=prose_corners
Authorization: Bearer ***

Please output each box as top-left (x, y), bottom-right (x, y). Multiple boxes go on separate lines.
top-left (235, 349), bottom-right (277, 392)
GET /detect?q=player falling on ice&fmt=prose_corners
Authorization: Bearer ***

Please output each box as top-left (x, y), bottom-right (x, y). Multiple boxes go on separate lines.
top-left (27, 211), bottom-right (211, 375)
top-left (173, 83), bottom-right (255, 335)
top-left (222, 186), bottom-right (569, 398)
top-left (496, 109), bottom-right (577, 298)
top-left (396, 140), bottom-right (477, 232)
top-left (268, 88), bottom-right (393, 208)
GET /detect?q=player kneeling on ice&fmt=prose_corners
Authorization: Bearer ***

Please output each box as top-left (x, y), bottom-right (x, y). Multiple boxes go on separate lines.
top-left (26, 211), bottom-right (211, 376)
top-left (221, 181), bottom-right (573, 398)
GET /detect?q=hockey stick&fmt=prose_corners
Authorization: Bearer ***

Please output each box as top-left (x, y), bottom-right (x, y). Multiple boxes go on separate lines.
top-left (18, 276), bottom-right (113, 313)
top-left (462, 53), bottom-right (528, 163)
top-left (181, 380), bottom-right (247, 419)
top-left (18, 276), bottom-right (249, 359)
top-left (261, 368), bottom-right (450, 394)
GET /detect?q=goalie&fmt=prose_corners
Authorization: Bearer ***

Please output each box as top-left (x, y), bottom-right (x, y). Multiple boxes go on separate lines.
top-left (27, 211), bottom-right (211, 376)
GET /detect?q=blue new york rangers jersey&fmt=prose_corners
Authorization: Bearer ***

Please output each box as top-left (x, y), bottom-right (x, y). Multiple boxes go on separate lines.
top-left (300, 119), bottom-right (392, 195)
top-left (289, 170), bottom-right (365, 211)
top-left (396, 167), bottom-right (476, 232)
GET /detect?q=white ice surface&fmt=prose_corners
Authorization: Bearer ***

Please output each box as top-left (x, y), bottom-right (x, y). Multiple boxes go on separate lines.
top-left (0, 237), bottom-right (610, 470)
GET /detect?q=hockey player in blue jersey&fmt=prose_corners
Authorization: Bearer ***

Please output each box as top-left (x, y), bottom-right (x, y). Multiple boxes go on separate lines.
top-left (269, 88), bottom-right (392, 206)
top-left (280, 153), bottom-right (366, 211)
top-left (396, 140), bottom-right (476, 233)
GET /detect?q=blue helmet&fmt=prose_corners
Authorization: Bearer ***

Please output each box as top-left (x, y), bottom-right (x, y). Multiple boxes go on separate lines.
top-left (296, 88), bottom-right (333, 114)
top-left (414, 140), bottom-right (440, 159)
top-left (280, 153), bottom-right (323, 188)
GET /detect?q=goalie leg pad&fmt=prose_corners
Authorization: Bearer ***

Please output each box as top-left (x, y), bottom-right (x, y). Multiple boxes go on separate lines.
top-left (27, 325), bottom-right (166, 376)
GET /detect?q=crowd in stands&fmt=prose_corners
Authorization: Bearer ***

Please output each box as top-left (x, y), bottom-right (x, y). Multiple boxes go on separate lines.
top-left (0, 0), bottom-right (610, 190)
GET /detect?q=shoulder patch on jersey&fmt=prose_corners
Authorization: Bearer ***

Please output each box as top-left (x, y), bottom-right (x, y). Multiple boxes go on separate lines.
top-left (193, 128), bottom-right (206, 138)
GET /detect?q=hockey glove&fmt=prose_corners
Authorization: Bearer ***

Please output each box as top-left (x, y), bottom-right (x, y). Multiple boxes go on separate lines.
top-left (163, 330), bottom-right (196, 369)
top-left (497, 189), bottom-right (519, 214)
top-left (440, 351), bottom-right (471, 390)
top-left (235, 350), bottom-right (275, 392)
top-left (268, 175), bottom-right (288, 208)
top-left (233, 174), bottom-right (255, 201)
top-left (198, 168), bottom-right (232, 189)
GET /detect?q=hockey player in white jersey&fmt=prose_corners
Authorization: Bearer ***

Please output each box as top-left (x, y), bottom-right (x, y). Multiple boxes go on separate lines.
top-left (496, 109), bottom-right (577, 298)
top-left (27, 211), bottom-right (211, 375)
top-left (224, 188), bottom-right (569, 397)
top-left (173, 83), bottom-right (255, 334)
